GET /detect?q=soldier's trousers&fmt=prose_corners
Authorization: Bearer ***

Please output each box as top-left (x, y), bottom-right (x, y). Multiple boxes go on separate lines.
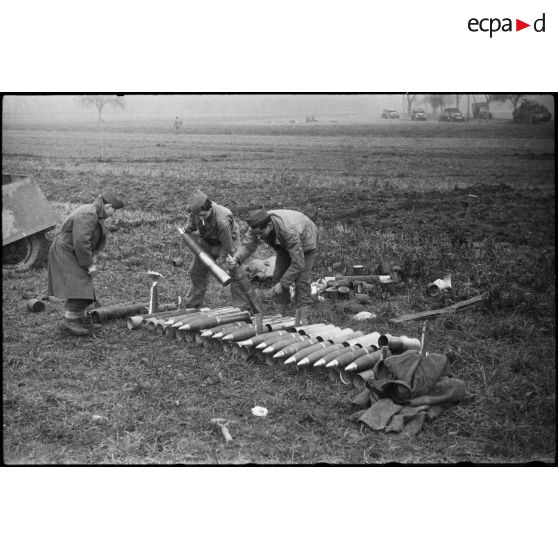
top-left (184, 238), bottom-right (251, 310)
top-left (271, 248), bottom-right (316, 309)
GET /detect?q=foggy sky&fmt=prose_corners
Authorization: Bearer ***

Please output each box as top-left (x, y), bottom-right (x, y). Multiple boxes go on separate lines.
top-left (2, 94), bottom-right (554, 122)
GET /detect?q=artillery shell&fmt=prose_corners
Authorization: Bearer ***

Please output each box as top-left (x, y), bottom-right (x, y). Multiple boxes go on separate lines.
top-left (326, 346), bottom-right (375, 369)
top-left (274, 338), bottom-right (320, 360)
top-left (212, 321), bottom-right (251, 339)
top-left (262, 334), bottom-right (308, 354)
top-left (345, 351), bottom-right (383, 373)
top-left (312, 343), bottom-right (347, 367)
top-left (180, 311), bottom-right (251, 331)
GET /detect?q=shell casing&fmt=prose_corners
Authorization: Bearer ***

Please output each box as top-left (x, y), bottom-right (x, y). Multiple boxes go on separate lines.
top-left (343, 331), bottom-right (381, 348)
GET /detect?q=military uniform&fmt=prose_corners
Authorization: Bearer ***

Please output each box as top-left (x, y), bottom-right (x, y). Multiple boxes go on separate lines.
top-left (47, 193), bottom-right (123, 335)
top-left (183, 190), bottom-right (251, 310)
top-left (234, 209), bottom-right (318, 316)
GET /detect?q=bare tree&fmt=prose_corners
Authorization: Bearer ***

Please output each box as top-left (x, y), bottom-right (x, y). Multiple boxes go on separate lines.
top-left (427, 94), bottom-right (445, 115)
top-left (78, 95), bottom-right (126, 127)
top-left (404, 94), bottom-right (416, 115)
top-left (490, 94), bottom-right (524, 111)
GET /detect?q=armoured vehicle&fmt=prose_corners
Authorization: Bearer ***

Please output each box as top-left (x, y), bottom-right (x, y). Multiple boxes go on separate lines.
top-left (2, 174), bottom-right (59, 271)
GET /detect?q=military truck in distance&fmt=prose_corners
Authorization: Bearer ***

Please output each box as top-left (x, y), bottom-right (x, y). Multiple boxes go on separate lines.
top-left (472, 102), bottom-right (492, 120)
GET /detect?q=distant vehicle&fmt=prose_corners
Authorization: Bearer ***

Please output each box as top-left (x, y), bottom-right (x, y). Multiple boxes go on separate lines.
top-left (381, 109), bottom-right (400, 119)
top-left (411, 109), bottom-right (428, 121)
top-left (439, 108), bottom-right (465, 122)
top-left (472, 102), bottom-right (492, 120)
top-left (513, 99), bottom-right (552, 124)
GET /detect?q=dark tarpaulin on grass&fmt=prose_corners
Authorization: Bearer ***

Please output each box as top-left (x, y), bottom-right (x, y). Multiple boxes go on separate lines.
top-left (351, 349), bottom-right (466, 438)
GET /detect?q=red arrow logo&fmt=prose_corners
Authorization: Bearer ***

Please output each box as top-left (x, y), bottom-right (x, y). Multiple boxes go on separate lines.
top-left (516, 19), bottom-right (530, 31)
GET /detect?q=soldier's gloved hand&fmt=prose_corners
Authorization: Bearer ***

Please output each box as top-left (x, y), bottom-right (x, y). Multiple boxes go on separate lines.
top-left (271, 282), bottom-right (284, 296)
top-left (226, 255), bottom-right (238, 272)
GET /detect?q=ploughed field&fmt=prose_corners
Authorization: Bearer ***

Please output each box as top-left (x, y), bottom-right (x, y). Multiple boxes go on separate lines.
top-left (2, 118), bottom-right (555, 463)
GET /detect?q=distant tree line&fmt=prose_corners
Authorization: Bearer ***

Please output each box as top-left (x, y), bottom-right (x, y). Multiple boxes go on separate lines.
top-left (402, 94), bottom-right (526, 116)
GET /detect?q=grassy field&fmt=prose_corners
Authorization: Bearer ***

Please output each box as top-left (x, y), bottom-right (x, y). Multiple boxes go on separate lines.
top-left (2, 117), bottom-right (555, 464)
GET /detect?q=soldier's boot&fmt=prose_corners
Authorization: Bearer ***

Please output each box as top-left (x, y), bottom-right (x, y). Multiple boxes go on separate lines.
top-left (59, 318), bottom-right (91, 336)
top-left (278, 305), bottom-right (290, 317)
top-left (294, 305), bottom-right (310, 326)
top-left (80, 315), bottom-right (102, 331)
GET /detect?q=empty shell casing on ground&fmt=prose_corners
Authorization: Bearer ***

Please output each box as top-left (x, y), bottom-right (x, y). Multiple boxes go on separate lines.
top-left (378, 334), bottom-right (421, 352)
top-left (343, 331), bottom-right (381, 348)
top-left (91, 302), bottom-right (177, 323)
top-left (26, 298), bottom-right (45, 312)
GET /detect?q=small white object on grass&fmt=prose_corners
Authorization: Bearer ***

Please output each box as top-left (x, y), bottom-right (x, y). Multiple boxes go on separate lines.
top-left (351, 311), bottom-right (377, 321)
top-left (251, 406), bottom-right (268, 417)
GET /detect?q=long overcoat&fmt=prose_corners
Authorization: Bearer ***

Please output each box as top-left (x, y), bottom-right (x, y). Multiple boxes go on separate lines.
top-left (46, 197), bottom-right (108, 300)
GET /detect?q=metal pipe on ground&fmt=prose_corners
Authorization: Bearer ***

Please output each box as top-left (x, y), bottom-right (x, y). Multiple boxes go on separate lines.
top-left (91, 302), bottom-right (177, 323)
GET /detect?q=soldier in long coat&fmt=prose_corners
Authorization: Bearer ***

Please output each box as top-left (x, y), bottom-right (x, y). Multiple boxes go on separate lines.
top-left (182, 189), bottom-right (255, 310)
top-left (47, 192), bottom-right (124, 336)
top-left (232, 207), bottom-right (318, 324)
